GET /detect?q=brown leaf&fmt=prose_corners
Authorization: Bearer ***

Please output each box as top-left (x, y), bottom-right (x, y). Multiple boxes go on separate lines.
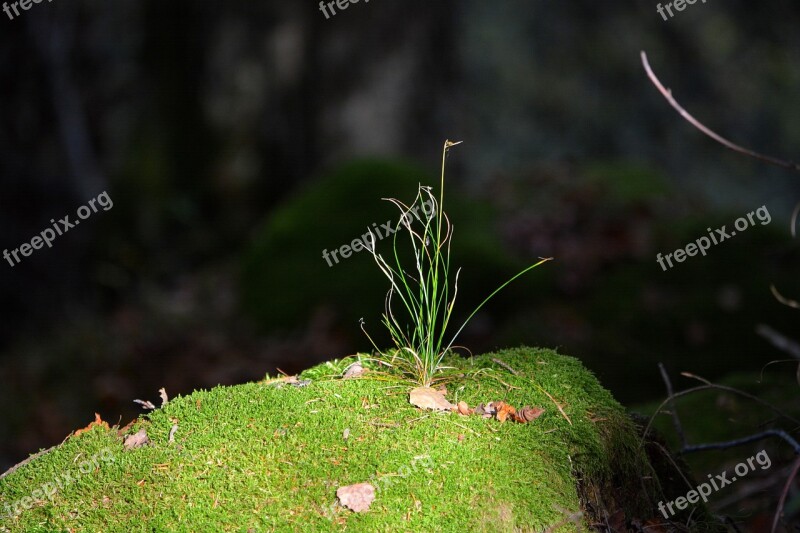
top-left (495, 402), bottom-right (516, 423)
top-left (519, 406), bottom-right (545, 422)
top-left (266, 375), bottom-right (311, 388)
top-left (457, 401), bottom-right (471, 416)
top-left (74, 413), bottom-right (110, 437)
top-left (123, 428), bottom-right (149, 450)
top-left (343, 363), bottom-right (365, 379)
top-left (474, 403), bottom-right (494, 418)
top-left (409, 387), bottom-right (455, 411)
top-left (336, 483), bottom-right (375, 513)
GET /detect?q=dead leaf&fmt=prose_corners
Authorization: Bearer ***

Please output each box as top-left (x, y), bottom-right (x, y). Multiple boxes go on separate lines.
top-left (409, 387), bottom-right (455, 411)
top-left (336, 483), bottom-right (375, 513)
top-left (517, 406), bottom-right (545, 423)
top-left (266, 375), bottom-right (311, 388)
top-left (495, 402), bottom-right (516, 423)
top-left (457, 401), bottom-right (471, 416)
top-left (474, 403), bottom-right (495, 418)
top-left (343, 363), bottom-right (365, 379)
top-left (74, 413), bottom-right (110, 437)
top-left (133, 399), bottom-right (156, 410)
top-left (343, 428), bottom-right (350, 441)
top-left (159, 388), bottom-right (169, 406)
top-left (436, 385), bottom-right (448, 396)
top-left (123, 428), bottom-right (149, 450)
top-left (168, 423), bottom-right (178, 443)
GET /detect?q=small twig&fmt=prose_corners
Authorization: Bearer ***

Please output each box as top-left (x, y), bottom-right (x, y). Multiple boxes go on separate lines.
top-left (723, 516), bottom-right (744, 533)
top-left (543, 504), bottom-right (584, 533)
top-left (640, 51), bottom-right (800, 173)
top-left (640, 381), bottom-right (800, 451)
top-left (491, 358), bottom-right (519, 376)
top-left (770, 285), bottom-right (799, 310)
top-left (659, 363), bottom-right (687, 448)
top-left (650, 440), bottom-right (694, 491)
top-left (535, 384), bottom-right (572, 426)
top-left (680, 373), bottom-right (800, 426)
top-left (772, 455), bottom-right (800, 533)
top-left (757, 324), bottom-right (800, 359)
top-left (680, 429), bottom-right (800, 456)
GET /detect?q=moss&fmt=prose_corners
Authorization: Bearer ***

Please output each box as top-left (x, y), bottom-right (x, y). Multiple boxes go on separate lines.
top-left (0, 347), bottom-right (722, 531)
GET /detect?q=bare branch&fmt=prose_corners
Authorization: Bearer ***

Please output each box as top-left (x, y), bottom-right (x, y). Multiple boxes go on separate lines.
top-left (772, 455), bottom-right (800, 533)
top-left (770, 285), bottom-right (799, 310)
top-left (640, 51), bottom-right (800, 173)
top-left (659, 362), bottom-right (687, 448)
top-left (757, 324), bottom-right (800, 359)
top-left (680, 429), bottom-right (800, 456)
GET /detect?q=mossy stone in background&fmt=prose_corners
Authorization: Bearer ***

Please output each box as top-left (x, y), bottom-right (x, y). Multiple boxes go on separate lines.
top-left (240, 158), bottom-right (522, 344)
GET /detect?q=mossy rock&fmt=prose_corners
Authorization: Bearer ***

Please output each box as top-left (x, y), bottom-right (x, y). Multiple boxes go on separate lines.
top-left (240, 159), bottom-right (523, 340)
top-left (0, 347), bottom-right (722, 531)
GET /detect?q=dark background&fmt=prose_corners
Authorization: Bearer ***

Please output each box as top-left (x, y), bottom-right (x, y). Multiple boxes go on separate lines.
top-left (1, 0), bottom-right (799, 521)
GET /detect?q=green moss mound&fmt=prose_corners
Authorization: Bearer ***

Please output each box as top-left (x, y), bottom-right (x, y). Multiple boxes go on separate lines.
top-left (0, 348), bottom-right (721, 532)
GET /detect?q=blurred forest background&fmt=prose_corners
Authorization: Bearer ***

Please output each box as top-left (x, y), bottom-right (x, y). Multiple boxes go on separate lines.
top-left (1, 0), bottom-right (800, 523)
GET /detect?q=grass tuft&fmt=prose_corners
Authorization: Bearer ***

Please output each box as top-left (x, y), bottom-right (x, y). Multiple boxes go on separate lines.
top-left (362, 140), bottom-right (551, 386)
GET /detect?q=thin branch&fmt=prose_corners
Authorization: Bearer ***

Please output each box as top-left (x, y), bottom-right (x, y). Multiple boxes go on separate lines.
top-left (640, 51), bottom-right (800, 173)
top-left (757, 324), bottom-right (800, 359)
top-left (640, 376), bottom-right (800, 452)
top-left (770, 285), bottom-right (799, 310)
top-left (680, 429), bottom-right (800, 456)
top-left (659, 362), bottom-right (687, 448)
top-left (491, 358), bottom-right (519, 376)
top-left (679, 372), bottom-right (800, 426)
top-left (772, 455), bottom-right (800, 533)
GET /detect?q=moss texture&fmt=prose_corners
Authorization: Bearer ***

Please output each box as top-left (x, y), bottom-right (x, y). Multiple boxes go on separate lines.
top-left (0, 347), bottom-right (721, 532)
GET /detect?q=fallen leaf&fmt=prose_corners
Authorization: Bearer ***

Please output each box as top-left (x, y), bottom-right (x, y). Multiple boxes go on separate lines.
top-left (343, 428), bottom-right (350, 441)
top-left (123, 428), bottom-right (149, 450)
top-left (409, 387), bottom-right (455, 411)
top-left (343, 363), bottom-right (365, 379)
top-left (133, 399), bottom-right (156, 410)
top-left (266, 375), bottom-right (311, 388)
top-left (74, 413), bottom-right (110, 437)
top-left (336, 483), bottom-right (375, 513)
top-left (516, 406), bottom-right (545, 423)
top-left (457, 434), bottom-right (465, 442)
top-left (159, 388), bottom-right (169, 406)
top-left (495, 402), bottom-right (516, 423)
top-left (436, 385), bottom-right (448, 396)
top-left (457, 401), bottom-right (471, 416)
